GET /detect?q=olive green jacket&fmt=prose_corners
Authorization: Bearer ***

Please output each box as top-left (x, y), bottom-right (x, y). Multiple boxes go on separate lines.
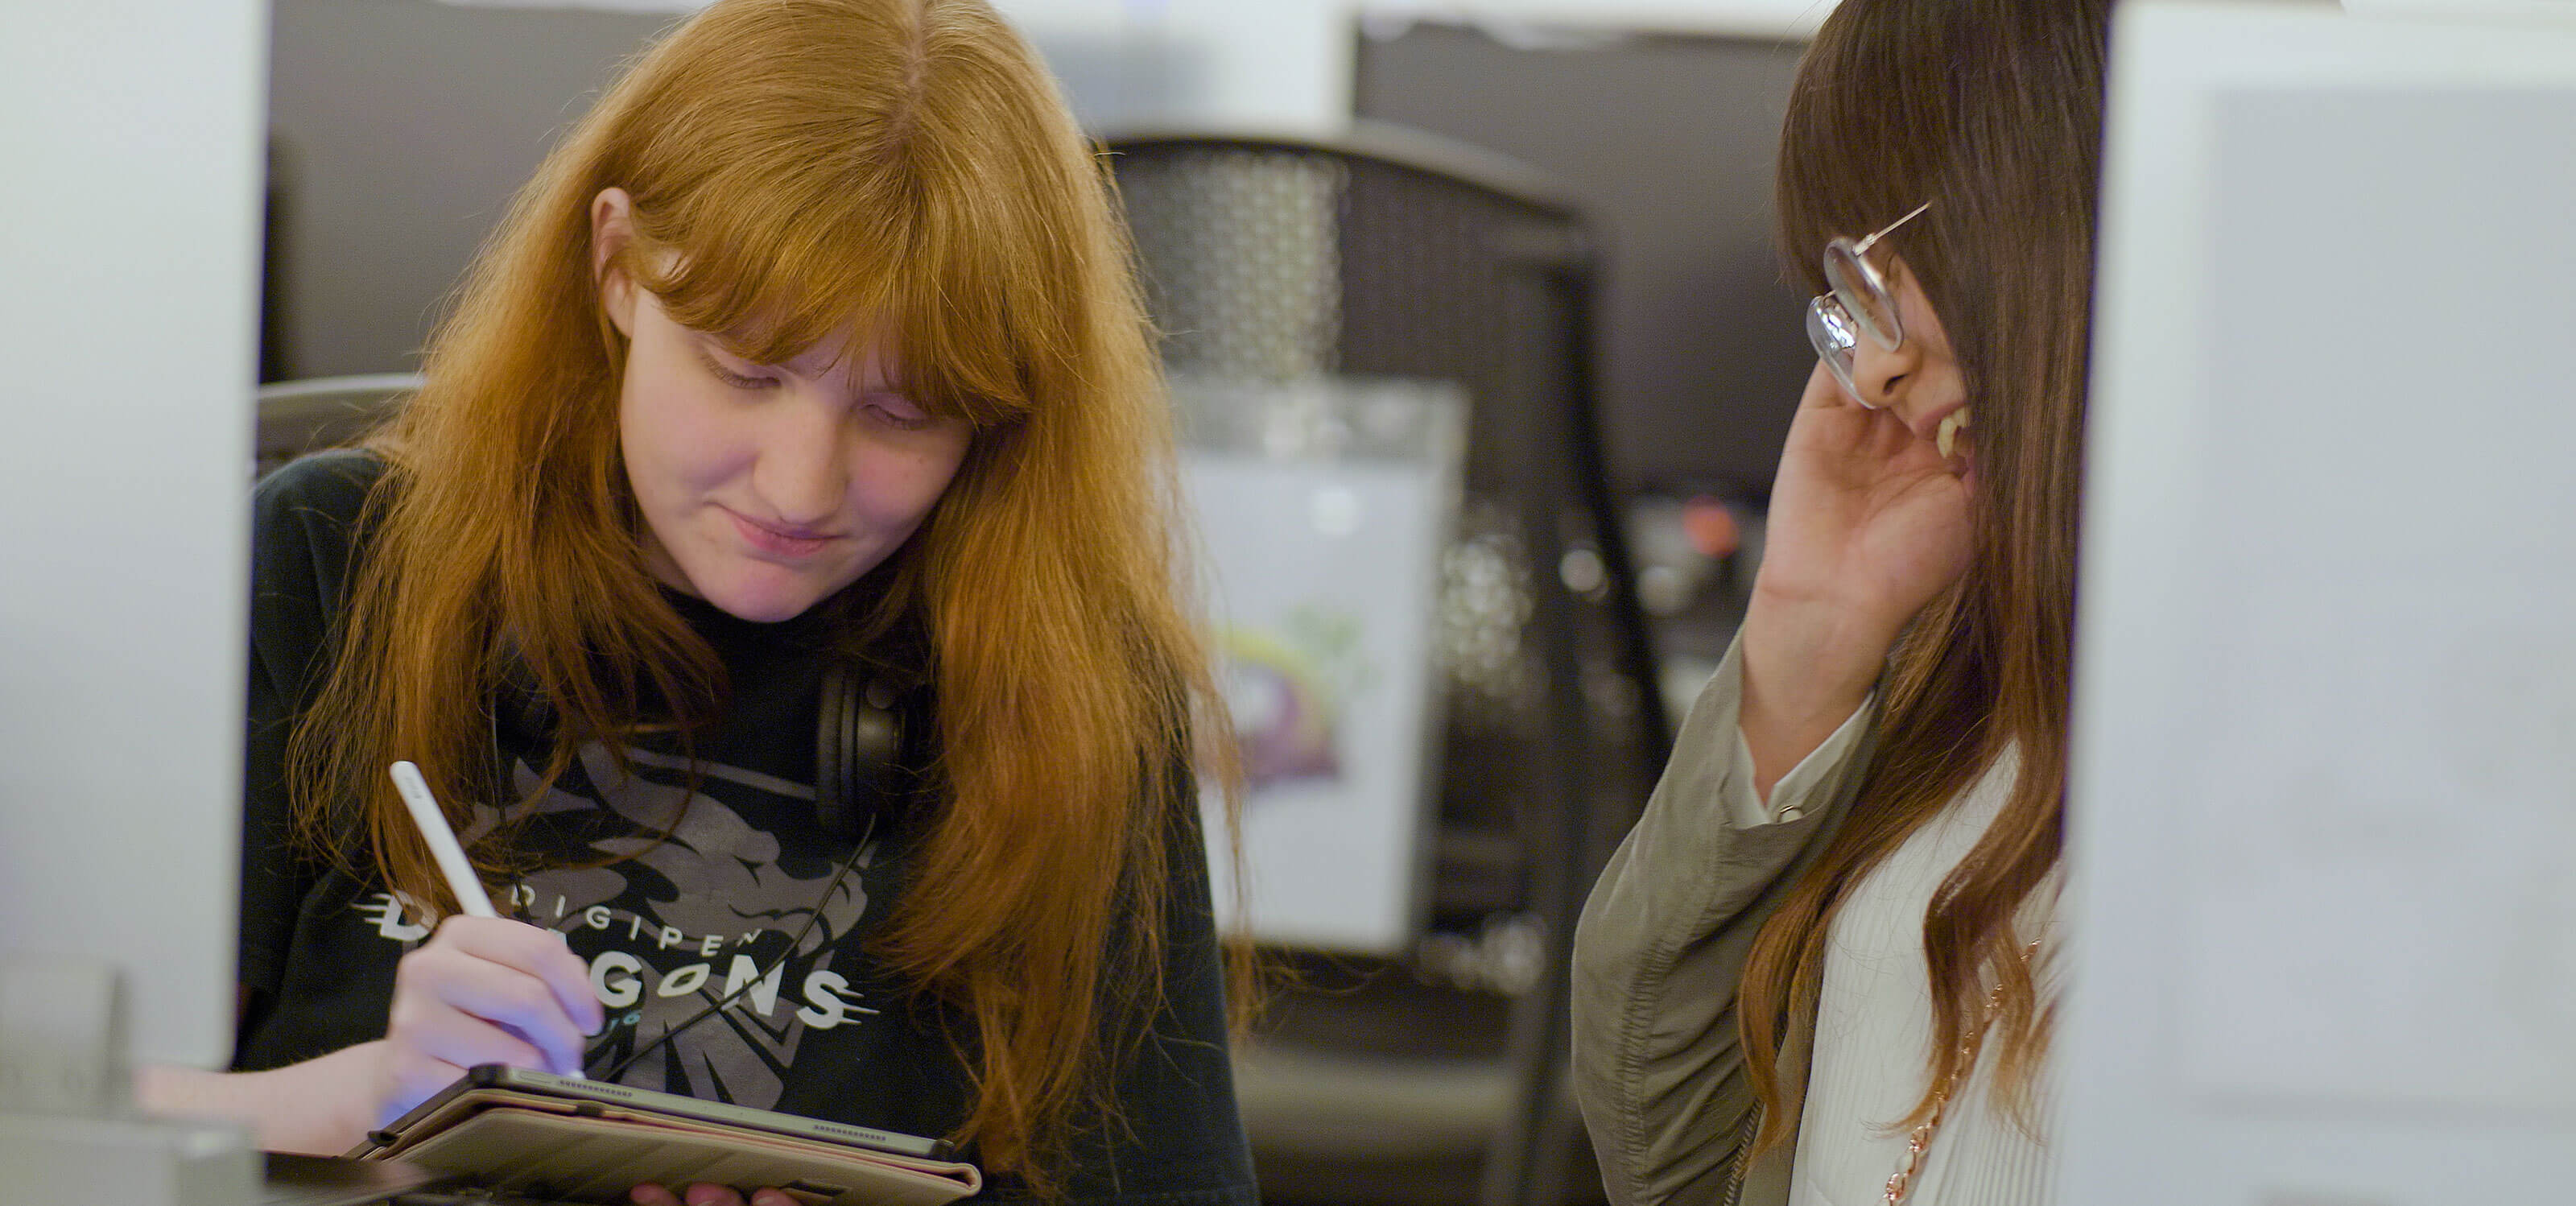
top-left (1570, 638), bottom-right (1878, 1206)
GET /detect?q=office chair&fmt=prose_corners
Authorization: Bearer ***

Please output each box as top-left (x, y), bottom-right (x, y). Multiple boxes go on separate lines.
top-left (254, 373), bottom-right (418, 478)
top-left (1109, 123), bottom-right (1671, 1206)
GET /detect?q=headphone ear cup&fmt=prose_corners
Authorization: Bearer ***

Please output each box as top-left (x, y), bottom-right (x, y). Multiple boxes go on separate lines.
top-left (815, 659), bottom-right (857, 839)
top-left (844, 680), bottom-right (902, 811)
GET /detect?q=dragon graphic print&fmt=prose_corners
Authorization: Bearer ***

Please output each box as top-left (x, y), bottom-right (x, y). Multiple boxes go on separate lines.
top-left (353, 742), bottom-right (884, 1108)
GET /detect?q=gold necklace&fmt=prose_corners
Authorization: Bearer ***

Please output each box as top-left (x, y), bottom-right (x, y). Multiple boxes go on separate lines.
top-left (1880, 937), bottom-right (2042, 1205)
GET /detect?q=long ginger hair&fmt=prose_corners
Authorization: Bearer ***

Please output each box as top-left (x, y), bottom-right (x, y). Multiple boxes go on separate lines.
top-left (1736, 0), bottom-right (2111, 1151)
top-left (285, 0), bottom-right (1238, 1187)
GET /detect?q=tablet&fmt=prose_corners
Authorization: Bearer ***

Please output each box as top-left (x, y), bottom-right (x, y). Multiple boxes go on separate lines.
top-left (350, 1065), bottom-right (981, 1206)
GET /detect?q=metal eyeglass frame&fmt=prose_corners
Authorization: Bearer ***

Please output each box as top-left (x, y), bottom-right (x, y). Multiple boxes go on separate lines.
top-left (1806, 200), bottom-right (1932, 411)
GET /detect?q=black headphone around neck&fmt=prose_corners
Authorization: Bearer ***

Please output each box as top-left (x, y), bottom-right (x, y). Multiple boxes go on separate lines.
top-left (815, 655), bottom-right (920, 840)
top-left (493, 648), bottom-right (925, 841)
top-left (583, 655), bottom-right (916, 1083)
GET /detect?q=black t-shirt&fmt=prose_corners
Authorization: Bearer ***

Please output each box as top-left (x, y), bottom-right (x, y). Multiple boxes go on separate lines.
top-left (235, 452), bottom-right (1255, 1204)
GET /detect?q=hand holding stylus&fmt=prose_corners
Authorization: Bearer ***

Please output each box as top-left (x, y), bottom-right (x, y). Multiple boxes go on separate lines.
top-left (375, 762), bottom-right (605, 1125)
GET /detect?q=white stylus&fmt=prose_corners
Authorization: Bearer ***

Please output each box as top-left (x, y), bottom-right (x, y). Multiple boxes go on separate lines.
top-left (390, 760), bottom-right (499, 919)
top-left (390, 761), bottom-right (593, 1078)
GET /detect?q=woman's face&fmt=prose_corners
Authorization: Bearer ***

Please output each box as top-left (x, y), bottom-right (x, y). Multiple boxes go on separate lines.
top-left (594, 192), bottom-right (972, 624)
top-left (1846, 256), bottom-right (1975, 474)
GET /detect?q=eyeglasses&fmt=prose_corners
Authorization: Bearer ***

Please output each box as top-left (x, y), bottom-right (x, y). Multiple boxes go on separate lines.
top-left (1805, 200), bottom-right (1931, 410)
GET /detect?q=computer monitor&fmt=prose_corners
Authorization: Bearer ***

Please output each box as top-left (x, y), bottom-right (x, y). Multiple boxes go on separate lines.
top-left (0, 0), bottom-right (267, 1076)
top-left (2063, 2), bottom-right (2576, 1202)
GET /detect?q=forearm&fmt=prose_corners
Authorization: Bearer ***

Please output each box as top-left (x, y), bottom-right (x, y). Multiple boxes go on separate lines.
top-left (1572, 638), bottom-right (1856, 1205)
top-left (134, 1041), bottom-right (382, 1155)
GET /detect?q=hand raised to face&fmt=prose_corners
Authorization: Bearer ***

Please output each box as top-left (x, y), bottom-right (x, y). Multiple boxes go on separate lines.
top-left (1735, 352), bottom-right (1977, 802)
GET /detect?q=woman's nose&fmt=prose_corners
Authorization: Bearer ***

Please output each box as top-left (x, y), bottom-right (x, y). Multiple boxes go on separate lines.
top-left (752, 397), bottom-right (848, 527)
top-left (1847, 334), bottom-right (1918, 413)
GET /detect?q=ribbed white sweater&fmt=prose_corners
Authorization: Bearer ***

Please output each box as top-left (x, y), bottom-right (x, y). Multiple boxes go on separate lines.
top-left (1722, 720), bottom-right (2063, 1206)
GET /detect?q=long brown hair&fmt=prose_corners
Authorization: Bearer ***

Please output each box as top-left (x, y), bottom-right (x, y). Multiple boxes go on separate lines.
top-left (285, 0), bottom-right (1240, 1187)
top-left (1736, 0), bottom-right (2111, 1150)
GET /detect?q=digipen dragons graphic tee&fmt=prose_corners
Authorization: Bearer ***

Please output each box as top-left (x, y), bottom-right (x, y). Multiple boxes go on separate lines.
top-left (382, 741), bottom-right (896, 1111)
top-left (233, 452), bottom-right (1254, 1204)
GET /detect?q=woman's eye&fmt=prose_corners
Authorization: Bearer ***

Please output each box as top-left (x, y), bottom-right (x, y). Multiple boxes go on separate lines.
top-left (700, 352), bottom-right (777, 390)
top-left (866, 399), bottom-right (933, 430)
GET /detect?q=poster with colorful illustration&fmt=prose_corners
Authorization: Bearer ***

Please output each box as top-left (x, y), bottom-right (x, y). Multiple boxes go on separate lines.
top-left (1179, 378), bottom-right (1462, 953)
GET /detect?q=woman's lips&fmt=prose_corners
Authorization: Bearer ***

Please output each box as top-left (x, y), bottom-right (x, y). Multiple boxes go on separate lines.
top-left (724, 508), bottom-right (836, 558)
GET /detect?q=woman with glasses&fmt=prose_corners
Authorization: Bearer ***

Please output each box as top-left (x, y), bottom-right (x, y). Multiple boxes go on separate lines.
top-left (1571, 1), bottom-right (2110, 1204)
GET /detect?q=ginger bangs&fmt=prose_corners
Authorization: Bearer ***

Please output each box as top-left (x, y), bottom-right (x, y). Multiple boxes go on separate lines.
top-left (594, 0), bottom-right (1075, 437)
top-left (611, 177), bottom-right (1046, 436)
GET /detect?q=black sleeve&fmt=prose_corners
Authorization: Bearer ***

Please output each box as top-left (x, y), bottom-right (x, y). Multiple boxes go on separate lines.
top-left (1051, 787), bottom-right (1260, 1206)
top-left (236, 452), bottom-right (386, 1014)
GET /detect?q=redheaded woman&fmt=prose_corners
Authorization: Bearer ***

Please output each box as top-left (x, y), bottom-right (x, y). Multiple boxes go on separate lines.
top-left (141, 4), bottom-right (1253, 1203)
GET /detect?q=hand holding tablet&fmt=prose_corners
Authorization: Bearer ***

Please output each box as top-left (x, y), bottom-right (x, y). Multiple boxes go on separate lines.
top-left (355, 1065), bottom-right (979, 1206)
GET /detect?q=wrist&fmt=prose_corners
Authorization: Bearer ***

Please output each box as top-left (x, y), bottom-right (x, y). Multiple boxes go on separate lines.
top-left (312, 1039), bottom-right (393, 1146)
top-left (1736, 605), bottom-right (1885, 803)
top-left (138, 1042), bottom-right (386, 1154)
top-left (1740, 587), bottom-right (1900, 725)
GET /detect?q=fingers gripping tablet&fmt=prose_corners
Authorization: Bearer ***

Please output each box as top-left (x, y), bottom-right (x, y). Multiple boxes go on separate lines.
top-left (356, 1065), bottom-right (979, 1206)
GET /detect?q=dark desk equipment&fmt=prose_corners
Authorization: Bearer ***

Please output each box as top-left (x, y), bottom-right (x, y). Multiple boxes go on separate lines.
top-left (1354, 19), bottom-right (1813, 504)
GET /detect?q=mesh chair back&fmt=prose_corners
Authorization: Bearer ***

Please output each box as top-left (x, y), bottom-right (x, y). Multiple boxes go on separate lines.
top-left (1112, 127), bottom-right (1664, 917)
top-left (254, 374), bottom-right (418, 478)
top-left (1110, 126), bottom-right (1665, 1206)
